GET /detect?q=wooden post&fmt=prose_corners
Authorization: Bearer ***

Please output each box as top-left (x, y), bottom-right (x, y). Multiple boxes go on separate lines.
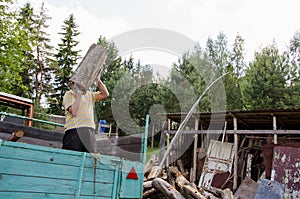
top-left (115, 119), bottom-right (119, 137)
top-left (191, 117), bottom-right (199, 183)
top-left (151, 122), bottom-right (155, 149)
top-left (166, 118), bottom-right (171, 166)
top-left (273, 115), bottom-right (277, 144)
top-left (233, 117), bottom-right (238, 191)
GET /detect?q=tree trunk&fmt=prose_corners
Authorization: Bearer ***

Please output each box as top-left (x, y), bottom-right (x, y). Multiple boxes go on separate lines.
top-left (152, 178), bottom-right (185, 199)
top-left (182, 185), bottom-right (207, 199)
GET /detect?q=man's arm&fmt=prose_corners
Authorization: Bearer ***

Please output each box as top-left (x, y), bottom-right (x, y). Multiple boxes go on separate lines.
top-left (95, 78), bottom-right (109, 101)
top-left (67, 94), bottom-right (82, 117)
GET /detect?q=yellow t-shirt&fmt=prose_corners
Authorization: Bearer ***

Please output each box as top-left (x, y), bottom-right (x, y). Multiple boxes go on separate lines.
top-left (63, 91), bottom-right (98, 131)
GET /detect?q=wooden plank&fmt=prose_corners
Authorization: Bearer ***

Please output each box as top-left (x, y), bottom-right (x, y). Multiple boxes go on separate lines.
top-left (0, 132), bottom-right (62, 148)
top-left (0, 192), bottom-right (111, 199)
top-left (0, 121), bottom-right (63, 141)
top-left (0, 158), bottom-right (115, 183)
top-left (0, 141), bottom-right (121, 168)
top-left (0, 174), bottom-right (114, 197)
top-left (164, 129), bottom-right (300, 134)
top-left (97, 145), bottom-right (141, 161)
top-left (0, 140), bottom-right (123, 198)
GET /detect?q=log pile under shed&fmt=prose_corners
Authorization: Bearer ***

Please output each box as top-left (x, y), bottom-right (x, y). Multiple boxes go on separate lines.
top-left (144, 108), bottom-right (300, 199)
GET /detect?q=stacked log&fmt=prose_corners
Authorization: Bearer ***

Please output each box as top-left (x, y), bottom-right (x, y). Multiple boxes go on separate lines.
top-left (143, 152), bottom-right (238, 199)
top-left (143, 156), bottom-right (235, 199)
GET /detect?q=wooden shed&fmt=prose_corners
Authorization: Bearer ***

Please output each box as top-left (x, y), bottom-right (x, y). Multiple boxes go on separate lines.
top-left (156, 108), bottom-right (300, 197)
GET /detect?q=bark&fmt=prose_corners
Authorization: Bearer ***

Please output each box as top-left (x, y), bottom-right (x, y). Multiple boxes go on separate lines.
top-left (7, 130), bottom-right (24, 141)
top-left (152, 178), bottom-right (185, 199)
top-left (182, 185), bottom-right (207, 199)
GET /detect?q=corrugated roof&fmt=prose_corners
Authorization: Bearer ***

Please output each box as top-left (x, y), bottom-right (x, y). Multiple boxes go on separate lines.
top-left (159, 107), bottom-right (300, 130)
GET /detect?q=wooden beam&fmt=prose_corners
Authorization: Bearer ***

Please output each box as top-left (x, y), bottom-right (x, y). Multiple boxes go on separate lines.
top-left (191, 118), bottom-right (199, 183)
top-left (273, 115), bottom-right (278, 144)
top-left (158, 121), bottom-right (167, 164)
top-left (151, 122), bottom-right (155, 149)
top-left (229, 112), bottom-right (251, 129)
top-left (0, 121), bottom-right (63, 142)
top-left (166, 118), bottom-right (171, 166)
top-left (164, 129), bottom-right (300, 135)
top-left (233, 117), bottom-right (238, 191)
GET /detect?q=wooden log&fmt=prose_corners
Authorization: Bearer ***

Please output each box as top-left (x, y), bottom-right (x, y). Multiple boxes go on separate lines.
top-left (177, 159), bottom-right (185, 175)
top-left (175, 175), bottom-right (189, 189)
top-left (209, 187), bottom-right (235, 199)
top-left (143, 181), bottom-right (153, 189)
top-left (182, 185), bottom-right (207, 199)
top-left (7, 130), bottom-right (24, 141)
top-left (69, 44), bottom-right (107, 94)
top-left (200, 189), bottom-right (219, 199)
top-left (147, 166), bottom-right (162, 180)
top-left (167, 166), bottom-right (176, 187)
top-left (152, 178), bottom-right (185, 199)
top-left (143, 188), bottom-right (158, 198)
top-left (144, 154), bottom-right (157, 174)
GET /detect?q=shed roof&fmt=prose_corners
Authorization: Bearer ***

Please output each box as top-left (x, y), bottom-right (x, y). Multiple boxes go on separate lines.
top-left (161, 107), bottom-right (300, 130)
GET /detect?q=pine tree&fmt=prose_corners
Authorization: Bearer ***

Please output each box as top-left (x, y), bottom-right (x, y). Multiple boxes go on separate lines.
top-left (49, 14), bottom-right (81, 115)
top-left (287, 31), bottom-right (300, 107)
top-left (17, 3), bottom-right (36, 98)
top-left (227, 34), bottom-right (245, 110)
top-left (32, 2), bottom-right (56, 106)
top-left (241, 43), bottom-right (290, 109)
top-left (94, 36), bottom-right (123, 128)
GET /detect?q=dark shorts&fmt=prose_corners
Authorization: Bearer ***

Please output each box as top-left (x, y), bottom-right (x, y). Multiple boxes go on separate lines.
top-left (62, 127), bottom-right (97, 153)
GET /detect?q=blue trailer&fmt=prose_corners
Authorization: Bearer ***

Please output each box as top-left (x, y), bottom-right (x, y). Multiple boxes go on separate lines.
top-left (0, 116), bottom-right (149, 199)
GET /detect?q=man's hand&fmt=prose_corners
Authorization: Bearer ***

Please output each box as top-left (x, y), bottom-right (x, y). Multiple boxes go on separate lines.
top-left (96, 78), bottom-right (109, 101)
top-left (68, 93), bottom-right (82, 117)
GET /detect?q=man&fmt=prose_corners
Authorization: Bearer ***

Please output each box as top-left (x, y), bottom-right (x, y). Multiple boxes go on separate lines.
top-left (62, 78), bottom-right (109, 153)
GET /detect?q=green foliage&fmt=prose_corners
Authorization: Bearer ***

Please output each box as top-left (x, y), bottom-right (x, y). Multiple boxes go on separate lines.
top-left (94, 36), bottom-right (123, 130)
top-left (0, 0), bottom-right (31, 97)
top-left (32, 102), bottom-right (54, 130)
top-left (206, 32), bottom-right (245, 110)
top-left (31, 3), bottom-right (56, 105)
top-left (286, 31), bottom-right (300, 107)
top-left (241, 43), bottom-right (291, 109)
top-left (49, 14), bottom-right (81, 115)
top-left (171, 51), bottom-right (208, 112)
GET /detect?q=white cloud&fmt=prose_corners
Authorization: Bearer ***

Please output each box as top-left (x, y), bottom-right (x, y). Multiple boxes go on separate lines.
top-left (16, 0), bottom-right (300, 64)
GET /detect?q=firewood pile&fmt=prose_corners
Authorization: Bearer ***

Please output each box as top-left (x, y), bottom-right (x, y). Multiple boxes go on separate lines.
top-left (143, 137), bottom-right (300, 199)
top-left (143, 154), bottom-right (235, 199)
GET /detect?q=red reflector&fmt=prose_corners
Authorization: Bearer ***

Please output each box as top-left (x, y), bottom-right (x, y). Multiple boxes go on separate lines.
top-left (126, 166), bottom-right (138, 180)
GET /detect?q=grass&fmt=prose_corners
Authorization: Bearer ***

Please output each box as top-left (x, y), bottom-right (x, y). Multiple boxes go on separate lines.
top-left (145, 146), bottom-right (160, 162)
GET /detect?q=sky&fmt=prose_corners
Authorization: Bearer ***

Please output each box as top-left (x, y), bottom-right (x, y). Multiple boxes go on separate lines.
top-left (16, 0), bottom-right (300, 68)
